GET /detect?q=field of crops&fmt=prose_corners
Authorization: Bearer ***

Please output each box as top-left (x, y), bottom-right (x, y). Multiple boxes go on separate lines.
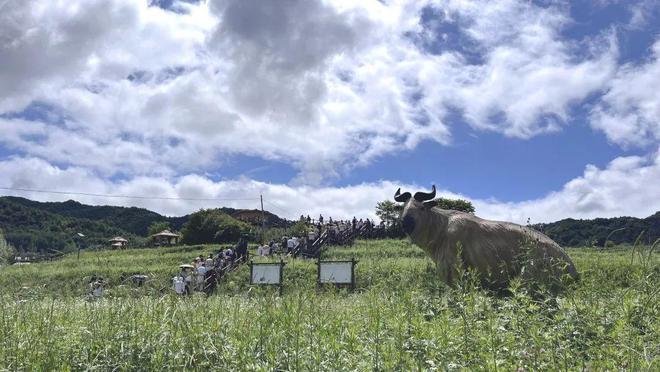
top-left (0, 239), bottom-right (658, 370)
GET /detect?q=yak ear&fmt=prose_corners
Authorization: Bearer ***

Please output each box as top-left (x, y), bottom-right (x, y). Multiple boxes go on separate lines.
top-left (423, 200), bottom-right (437, 209)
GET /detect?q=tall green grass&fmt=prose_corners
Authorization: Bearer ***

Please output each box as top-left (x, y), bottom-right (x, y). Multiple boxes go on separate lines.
top-left (0, 240), bottom-right (658, 370)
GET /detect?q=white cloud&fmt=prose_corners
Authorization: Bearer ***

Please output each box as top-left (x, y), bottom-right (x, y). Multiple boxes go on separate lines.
top-left (474, 149), bottom-right (660, 223)
top-left (1, 154), bottom-right (658, 224)
top-left (627, 0), bottom-right (660, 29)
top-left (0, 0), bottom-right (212, 111)
top-left (1, 0), bottom-right (657, 225)
top-left (591, 39), bottom-right (660, 147)
top-left (414, 0), bottom-right (618, 138)
top-left (0, 0), bottom-right (622, 184)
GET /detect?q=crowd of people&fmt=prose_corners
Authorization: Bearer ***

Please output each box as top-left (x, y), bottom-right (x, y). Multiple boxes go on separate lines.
top-left (298, 214), bottom-right (395, 244)
top-left (301, 214), bottom-right (389, 236)
top-left (173, 238), bottom-right (250, 296)
top-left (250, 235), bottom-right (311, 257)
top-left (173, 235), bottom-right (310, 296)
top-left (301, 214), bottom-right (377, 231)
top-left (85, 214), bottom-right (395, 299)
top-left (173, 214), bottom-right (398, 296)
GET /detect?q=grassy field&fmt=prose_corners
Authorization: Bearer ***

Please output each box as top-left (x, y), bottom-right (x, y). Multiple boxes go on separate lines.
top-left (0, 239), bottom-right (658, 370)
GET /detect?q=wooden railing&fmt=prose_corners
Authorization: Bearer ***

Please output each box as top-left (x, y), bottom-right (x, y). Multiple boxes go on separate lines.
top-left (299, 223), bottom-right (369, 258)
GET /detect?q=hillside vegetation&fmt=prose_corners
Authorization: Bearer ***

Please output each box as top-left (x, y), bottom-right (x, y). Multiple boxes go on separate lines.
top-left (536, 212), bottom-right (660, 247)
top-left (0, 198), bottom-right (142, 255)
top-left (0, 197), bottom-right (287, 255)
top-left (0, 239), bottom-right (658, 370)
top-left (1, 197), bottom-right (179, 236)
top-left (1, 195), bottom-right (658, 255)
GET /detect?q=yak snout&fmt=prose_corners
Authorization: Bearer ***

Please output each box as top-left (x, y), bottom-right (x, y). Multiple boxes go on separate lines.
top-left (402, 215), bottom-right (415, 234)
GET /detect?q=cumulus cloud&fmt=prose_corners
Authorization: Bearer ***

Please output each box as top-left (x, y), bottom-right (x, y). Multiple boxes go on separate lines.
top-left (627, 0), bottom-right (660, 29)
top-left (0, 0), bottom-right (623, 183)
top-left (475, 149), bottom-right (660, 223)
top-left (1, 154), bottom-right (658, 224)
top-left (0, 0), bottom-right (211, 111)
top-left (207, 0), bottom-right (369, 125)
top-left (0, 0), bottom-right (658, 222)
top-left (591, 39), bottom-right (660, 147)
top-left (412, 0), bottom-right (618, 138)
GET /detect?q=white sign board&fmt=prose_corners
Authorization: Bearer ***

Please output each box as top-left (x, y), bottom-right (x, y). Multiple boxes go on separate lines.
top-left (251, 264), bottom-right (282, 285)
top-left (319, 262), bottom-right (353, 284)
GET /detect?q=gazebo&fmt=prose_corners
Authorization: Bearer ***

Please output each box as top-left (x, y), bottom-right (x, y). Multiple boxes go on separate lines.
top-left (109, 236), bottom-right (128, 249)
top-left (150, 230), bottom-right (180, 246)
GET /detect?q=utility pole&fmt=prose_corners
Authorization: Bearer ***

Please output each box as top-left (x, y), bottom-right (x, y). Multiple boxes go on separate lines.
top-left (260, 194), bottom-right (266, 242)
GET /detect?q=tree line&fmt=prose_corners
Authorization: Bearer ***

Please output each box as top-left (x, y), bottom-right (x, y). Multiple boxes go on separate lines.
top-left (1, 195), bottom-right (657, 258)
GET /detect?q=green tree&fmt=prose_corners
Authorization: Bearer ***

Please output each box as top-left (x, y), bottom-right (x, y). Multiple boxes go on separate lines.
top-left (0, 229), bottom-right (16, 266)
top-left (288, 220), bottom-right (309, 238)
top-left (213, 215), bottom-right (250, 243)
top-left (375, 200), bottom-right (403, 227)
top-left (148, 221), bottom-right (171, 236)
top-left (375, 197), bottom-right (475, 227)
top-left (181, 209), bottom-right (251, 244)
top-left (433, 198), bottom-right (475, 213)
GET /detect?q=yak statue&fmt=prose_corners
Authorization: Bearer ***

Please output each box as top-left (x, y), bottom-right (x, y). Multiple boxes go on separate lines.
top-left (395, 185), bottom-right (578, 288)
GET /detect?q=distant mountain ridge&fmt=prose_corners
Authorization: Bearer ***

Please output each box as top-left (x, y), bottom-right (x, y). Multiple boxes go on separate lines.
top-left (534, 212), bottom-right (660, 247)
top-left (0, 196), bottom-right (290, 254)
top-left (1, 196), bottom-right (657, 254)
top-left (2, 197), bottom-right (176, 236)
top-left (0, 197), bottom-right (140, 255)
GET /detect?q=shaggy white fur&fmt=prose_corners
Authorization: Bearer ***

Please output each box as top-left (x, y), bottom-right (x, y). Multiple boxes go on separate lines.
top-left (402, 199), bottom-right (578, 287)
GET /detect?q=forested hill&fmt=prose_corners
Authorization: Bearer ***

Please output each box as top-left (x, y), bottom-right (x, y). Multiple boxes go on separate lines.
top-left (1, 196), bottom-right (657, 254)
top-left (1, 197), bottom-right (185, 236)
top-left (535, 212), bottom-right (660, 247)
top-left (0, 196), bottom-right (289, 254)
top-left (0, 197), bottom-right (140, 255)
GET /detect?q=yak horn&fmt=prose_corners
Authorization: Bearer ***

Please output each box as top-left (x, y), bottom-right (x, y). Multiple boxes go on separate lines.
top-left (394, 188), bottom-right (411, 202)
top-left (414, 185), bottom-right (436, 202)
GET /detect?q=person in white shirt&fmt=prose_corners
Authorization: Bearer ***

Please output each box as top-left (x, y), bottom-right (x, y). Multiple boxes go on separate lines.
top-left (262, 244), bottom-right (270, 256)
top-left (196, 263), bottom-right (207, 291)
top-left (88, 276), bottom-right (104, 299)
top-left (92, 282), bottom-right (103, 298)
top-left (308, 230), bottom-right (318, 242)
top-left (180, 267), bottom-right (193, 295)
top-left (257, 244), bottom-right (264, 256)
top-left (173, 276), bottom-right (185, 295)
top-left (287, 237), bottom-right (295, 254)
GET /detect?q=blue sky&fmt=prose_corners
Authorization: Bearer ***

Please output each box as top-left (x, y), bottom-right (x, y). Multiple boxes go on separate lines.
top-left (0, 0), bottom-right (659, 222)
top-left (215, 0), bottom-right (657, 202)
top-left (338, 122), bottom-right (629, 202)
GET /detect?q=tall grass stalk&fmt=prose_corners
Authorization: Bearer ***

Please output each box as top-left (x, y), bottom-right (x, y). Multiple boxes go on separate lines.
top-left (0, 240), bottom-right (657, 370)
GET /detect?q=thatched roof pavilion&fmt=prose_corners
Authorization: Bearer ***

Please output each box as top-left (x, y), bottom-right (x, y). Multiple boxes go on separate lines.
top-left (109, 236), bottom-right (128, 249)
top-left (150, 230), bottom-right (180, 246)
